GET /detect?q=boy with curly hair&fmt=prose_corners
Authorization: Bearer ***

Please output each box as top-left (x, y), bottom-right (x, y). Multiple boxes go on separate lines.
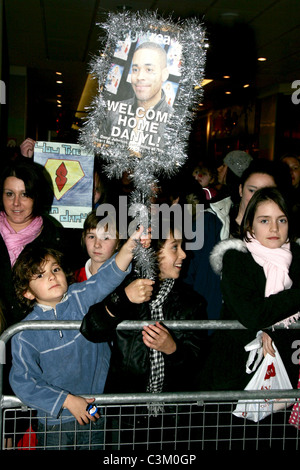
top-left (9, 227), bottom-right (143, 450)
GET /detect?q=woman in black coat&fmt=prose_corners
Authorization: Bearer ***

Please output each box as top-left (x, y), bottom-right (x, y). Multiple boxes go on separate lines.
top-left (206, 187), bottom-right (300, 392)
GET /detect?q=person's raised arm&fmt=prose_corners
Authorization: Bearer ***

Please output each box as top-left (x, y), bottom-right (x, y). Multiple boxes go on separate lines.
top-left (115, 225), bottom-right (144, 272)
top-left (80, 277), bottom-right (154, 343)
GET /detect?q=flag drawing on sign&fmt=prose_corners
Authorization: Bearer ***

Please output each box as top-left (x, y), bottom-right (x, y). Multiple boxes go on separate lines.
top-left (45, 159), bottom-right (85, 201)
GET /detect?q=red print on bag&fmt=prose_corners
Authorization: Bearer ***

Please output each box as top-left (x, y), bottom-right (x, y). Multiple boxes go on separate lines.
top-left (264, 363), bottom-right (276, 380)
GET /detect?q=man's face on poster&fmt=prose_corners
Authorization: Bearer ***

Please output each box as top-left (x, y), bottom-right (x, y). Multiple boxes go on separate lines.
top-left (131, 47), bottom-right (169, 107)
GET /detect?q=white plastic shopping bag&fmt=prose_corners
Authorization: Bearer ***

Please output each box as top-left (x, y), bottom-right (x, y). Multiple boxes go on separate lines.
top-left (233, 337), bottom-right (294, 422)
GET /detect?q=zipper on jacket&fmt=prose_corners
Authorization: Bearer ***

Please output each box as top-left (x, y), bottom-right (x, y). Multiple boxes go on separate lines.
top-left (53, 307), bottom-right (63, 338)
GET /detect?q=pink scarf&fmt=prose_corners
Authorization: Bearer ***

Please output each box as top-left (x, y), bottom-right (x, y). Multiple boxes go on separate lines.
top-left (245, 234), bottom-right (300, 327)
top-left (245, 234), bottom-right (300, 429)
top-left (0, 211), bottom-right (43, 266)
top-left (246, 234), bottom-right (293, 297)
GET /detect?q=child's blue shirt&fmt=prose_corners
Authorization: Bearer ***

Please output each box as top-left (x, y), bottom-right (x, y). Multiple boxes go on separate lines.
top-left (9, 254), bottom-right (130, 424)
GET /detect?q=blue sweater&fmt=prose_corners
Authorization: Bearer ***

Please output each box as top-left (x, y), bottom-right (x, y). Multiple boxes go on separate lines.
top-left (9, 254), bottom-right (130, 425)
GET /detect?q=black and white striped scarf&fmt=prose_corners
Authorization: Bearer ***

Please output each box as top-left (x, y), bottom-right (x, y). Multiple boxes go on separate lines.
top-left (147, 278), bottom-right (175, 412)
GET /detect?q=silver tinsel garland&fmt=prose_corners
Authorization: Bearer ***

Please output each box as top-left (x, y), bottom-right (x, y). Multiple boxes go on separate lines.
top-left (79, 10), bottom-right (207, 278)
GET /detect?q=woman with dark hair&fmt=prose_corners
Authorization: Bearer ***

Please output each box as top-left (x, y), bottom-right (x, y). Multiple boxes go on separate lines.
top-left (0, 158), bottom-right (70, 324)
top-left (184, 159), bottom-right (283, 324)
top-left (205, 187), bottom-right (300, 392)
top-left (229, 158), bottom-right (292, 238)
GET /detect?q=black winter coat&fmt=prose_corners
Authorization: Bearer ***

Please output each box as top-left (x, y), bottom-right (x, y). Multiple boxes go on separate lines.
top-left (202, 239), bottom-right (300, 391)
top-left (81, 279), bottom-right (208, 394)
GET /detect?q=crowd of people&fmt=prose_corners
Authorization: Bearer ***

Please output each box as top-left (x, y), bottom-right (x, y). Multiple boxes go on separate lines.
top-left (1, 142), bottom-right (300, 449)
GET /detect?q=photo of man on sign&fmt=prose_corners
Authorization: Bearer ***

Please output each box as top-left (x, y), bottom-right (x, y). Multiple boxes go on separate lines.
top-left (99, 40), bottom-right (175, 154)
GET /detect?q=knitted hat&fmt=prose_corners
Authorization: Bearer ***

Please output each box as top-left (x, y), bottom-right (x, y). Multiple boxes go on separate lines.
top-left (224, 150), bottom-right (253, 177)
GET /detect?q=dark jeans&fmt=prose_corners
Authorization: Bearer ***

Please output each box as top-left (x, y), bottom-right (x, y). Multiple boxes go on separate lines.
top-left (106, 405), bottom-right (189, 450)
top-left (36, 415), bottom-right (105, 450)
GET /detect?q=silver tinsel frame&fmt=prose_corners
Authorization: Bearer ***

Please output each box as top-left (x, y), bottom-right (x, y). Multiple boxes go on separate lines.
top-left (79, 10), bottom-right (207, 278)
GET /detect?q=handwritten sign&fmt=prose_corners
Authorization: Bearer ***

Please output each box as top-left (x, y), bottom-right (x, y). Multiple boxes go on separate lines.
top-left (34, 141), bottom-right (94, 228)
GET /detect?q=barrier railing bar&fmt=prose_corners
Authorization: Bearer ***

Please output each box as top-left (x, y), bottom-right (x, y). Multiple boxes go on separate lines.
top-left (1, 318), bottom-right (300, 345)
top-left (2, 388), bottom-right (300, 409)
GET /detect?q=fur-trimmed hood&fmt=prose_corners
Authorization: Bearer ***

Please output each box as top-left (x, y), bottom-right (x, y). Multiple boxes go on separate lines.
top-left (210, 238), bottom-right (247, 275)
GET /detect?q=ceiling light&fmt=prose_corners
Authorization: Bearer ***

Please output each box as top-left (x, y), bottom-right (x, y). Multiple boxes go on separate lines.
top-left (225, 91), bottom-right (231, 94)
top-left (243, 84), bottom-right (250, 88)
top-left (56, 80), bottom-right (63, 84)
top-left (223, 75), bottom-right (230, 79)
top-left (257, 57), bottom-right (267, 61)
top-left (56, 72), bottom-right (62, 75)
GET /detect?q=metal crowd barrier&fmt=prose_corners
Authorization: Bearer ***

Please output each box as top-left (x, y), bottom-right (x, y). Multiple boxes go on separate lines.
top-left (1, 320), bottom-right (300, 451)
